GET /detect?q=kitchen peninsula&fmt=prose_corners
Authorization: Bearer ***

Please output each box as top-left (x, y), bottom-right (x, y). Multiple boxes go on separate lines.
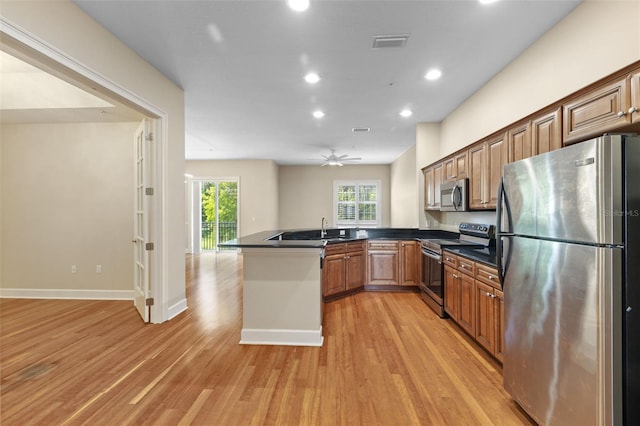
top-left (222, 227), bottom-right (454, 347)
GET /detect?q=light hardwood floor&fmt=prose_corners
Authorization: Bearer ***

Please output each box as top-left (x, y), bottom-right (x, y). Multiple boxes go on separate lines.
top-left (1, 253), bottom-right (534, 425)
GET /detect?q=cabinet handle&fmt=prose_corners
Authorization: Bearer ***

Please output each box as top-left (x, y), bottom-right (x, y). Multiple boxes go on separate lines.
top-left (460, 264), bottom-right (467, 269)
top-left (630, 106), bottom-right (638, 114)
top-left (617, 110), bottom-right (627, 118)
top-left (488, 274), bottom-right (495, 280)
top-left (453, 274), bottom-right (459, 278)
top-left (486, 292), bottom-right (492, 297)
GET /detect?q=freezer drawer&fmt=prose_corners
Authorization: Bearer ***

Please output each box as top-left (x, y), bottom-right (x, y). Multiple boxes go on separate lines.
top-left (502, 236), bottom-right (622, 425)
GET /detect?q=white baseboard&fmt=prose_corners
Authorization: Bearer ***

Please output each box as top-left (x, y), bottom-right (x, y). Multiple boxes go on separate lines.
top-left (240, 327), bottom-right (324, 347)
top-left (167, 298), bottom-right (188, 320)
top-left (0, 288), bottom-right (133, 300)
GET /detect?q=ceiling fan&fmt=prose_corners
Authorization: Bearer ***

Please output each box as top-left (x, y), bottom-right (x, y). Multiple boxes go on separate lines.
top-left (321, 149), bottom-right (362, 167)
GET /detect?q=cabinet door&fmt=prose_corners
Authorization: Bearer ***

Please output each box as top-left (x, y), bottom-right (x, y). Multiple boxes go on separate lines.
top-left (475, 280), bottom-right (495, 354)
top-left (443, 265), bottom-right (459, 320)
top-left (532, 107), bottom-right (562, 155)
top-left (432, 163), bottom-right (443, 209)
top-left (443, 156), bottom-right (456, 183)
top-left (507, 122), bottom-right (532, 163)
top-left (442, 152), bottom-right (467, 183)
top-left (468, 143), bottom-right (485, 209)
top-left (631, 70), bottom-right (640, 124)
top-left (423, 167), bottom-right (433, 210)
top-left (455, 151), bottom-right (468, 180)
top-left (563, 77), bottom-right (630, 144)
top-left (494, 288), bottom-right (505, 363)
top-left (457, 272), bottom-right (476, 336)
top-left (322, 254), bottom-right (346, 297)
top-left (399, 241), bottom-right (419, 286)
top-left (367, 251), bottom-right (399, 285)
top-left (486, 133), bottom-right (506, 209)
top-left (345, 251), bottom-right (365, 290)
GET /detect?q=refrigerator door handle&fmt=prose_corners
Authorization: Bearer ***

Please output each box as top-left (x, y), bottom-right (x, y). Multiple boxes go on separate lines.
top-left (496, 177), bottom-right (513, 287)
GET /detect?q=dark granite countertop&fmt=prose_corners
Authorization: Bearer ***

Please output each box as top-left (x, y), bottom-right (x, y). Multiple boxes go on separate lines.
top-left (220, 228), bottom-right (458, 249)
top-left (443, 246), bottom-right (498, 268)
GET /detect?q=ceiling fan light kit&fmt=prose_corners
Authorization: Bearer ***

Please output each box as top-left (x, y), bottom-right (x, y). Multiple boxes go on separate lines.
top-left (320, 149), bottom-right (362, 167)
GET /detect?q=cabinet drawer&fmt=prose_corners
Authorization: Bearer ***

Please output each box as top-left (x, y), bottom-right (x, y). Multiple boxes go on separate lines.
top-left (458, 257), bottom-right (475, 276)
top-left (442, 252), bottom-right (457, 268)
top-left (476, 264), bottom-right (500, 288)
top-left (346, 241), bottom-right (366, 253)
top-left (368, 240), bottom-right (399, 250)
top-left (324, 243), bottom-right (346, 256)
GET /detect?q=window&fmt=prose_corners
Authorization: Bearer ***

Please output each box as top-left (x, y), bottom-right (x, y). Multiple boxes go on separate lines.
top-left (334, 180), bottom-right (381, 227)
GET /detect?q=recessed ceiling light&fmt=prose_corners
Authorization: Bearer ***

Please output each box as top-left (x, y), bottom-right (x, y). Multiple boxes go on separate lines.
top-left (313, 110), bottom-right (325, 119)
top-left (425, 69), bottom-right (442, 81)
top-left (479, 0), bottom-right (499, 4)
top-left (304, 72), bottom-right (320, 84)
top-left (288, 0), bottom-right (310, 12)
top-left (400, 109), bottom-right (413, 118)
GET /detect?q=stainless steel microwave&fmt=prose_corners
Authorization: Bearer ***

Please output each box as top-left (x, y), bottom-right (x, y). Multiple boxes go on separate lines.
top-left (440, 178), bottom-right (469, 211)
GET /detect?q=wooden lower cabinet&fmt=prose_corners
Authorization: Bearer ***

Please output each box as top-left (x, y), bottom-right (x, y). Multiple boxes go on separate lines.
top-left (399, 240), bottom-right (420, 286)
top-left (444, 255), bottom-right (475, 337)
top-left (367, 240), bottom-right (400, 285)
top-left (322, 241), bottom-right (365, 299)
top-left (475, 280), bottom-right (504, 363)
top-left (444, 250), bottom-right (504, 362)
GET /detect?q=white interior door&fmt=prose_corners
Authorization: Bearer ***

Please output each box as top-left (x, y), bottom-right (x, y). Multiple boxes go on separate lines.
top-left (133, 119), bottom-right (152, 322)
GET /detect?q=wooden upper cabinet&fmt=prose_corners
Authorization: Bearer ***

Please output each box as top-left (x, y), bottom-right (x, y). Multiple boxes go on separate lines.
top-left (630, 70), bottom-right (640, 123)
top-left (423, 163), bottom-right (442, 210)
top-left (563, 76), bottom-right (631, 144)
top-left (507, 121), bottom-right (532, 163)
top-left (443, 151), bottom-right (468, 183)
top-left (532, 107), bottom-right (562, 155)
top-left (468, 143), bottom-right (485, 210)
top-left (467, 133), bottom-right (505, 210)
top-left (485, 133), bottom-right (507, 209)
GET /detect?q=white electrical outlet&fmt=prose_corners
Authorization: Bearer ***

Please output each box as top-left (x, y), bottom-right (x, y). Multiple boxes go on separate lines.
top-left (96, 265), bottom-right (102, 274)
top-left (71, 265), bottom-right (77, 274)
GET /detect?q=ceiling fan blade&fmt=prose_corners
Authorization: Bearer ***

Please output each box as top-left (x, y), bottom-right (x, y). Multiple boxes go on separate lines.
top-left (342, 157), bottom-right (362, 161)
top-left (337, 154), bottom-right (349, 159)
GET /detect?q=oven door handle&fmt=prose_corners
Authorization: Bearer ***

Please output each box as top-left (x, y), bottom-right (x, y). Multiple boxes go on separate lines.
top-left (421, 248), bottom-right (442, 263)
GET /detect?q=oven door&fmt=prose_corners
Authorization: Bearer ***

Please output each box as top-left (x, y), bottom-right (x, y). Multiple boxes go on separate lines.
top-left (420, 247), bottom-right (446, 317)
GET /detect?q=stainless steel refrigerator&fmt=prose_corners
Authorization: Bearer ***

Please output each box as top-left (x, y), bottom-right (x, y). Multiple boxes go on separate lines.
top-left (497, 134), bottom-right (639, 425)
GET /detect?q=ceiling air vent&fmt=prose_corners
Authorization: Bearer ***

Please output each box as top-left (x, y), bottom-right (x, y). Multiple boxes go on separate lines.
top-left (371, 35), bottom-right (409, 49)
top-left (352, 127), bottom-right (371, 133)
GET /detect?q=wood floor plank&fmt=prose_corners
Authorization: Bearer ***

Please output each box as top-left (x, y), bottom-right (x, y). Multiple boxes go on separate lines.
top-left (1, 253), bottom-right (534, 425)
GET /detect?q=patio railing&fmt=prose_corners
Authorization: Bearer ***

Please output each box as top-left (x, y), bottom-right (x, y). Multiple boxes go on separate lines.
top-left (202, 221), bottom-right (237, 251)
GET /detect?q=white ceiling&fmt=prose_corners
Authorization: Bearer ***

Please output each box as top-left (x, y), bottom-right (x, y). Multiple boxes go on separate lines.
top-left (12, 0), bottom-right (583, 165)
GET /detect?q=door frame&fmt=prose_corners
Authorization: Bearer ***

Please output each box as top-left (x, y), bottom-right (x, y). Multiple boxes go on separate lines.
top-left (1, 19), bottom-right (170, 323)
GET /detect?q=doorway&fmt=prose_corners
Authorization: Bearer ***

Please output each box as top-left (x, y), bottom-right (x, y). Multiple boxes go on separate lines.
top-left (191, 179), bottom-right (239, 252)
top-left (1, 22), bottom-right (171, 323)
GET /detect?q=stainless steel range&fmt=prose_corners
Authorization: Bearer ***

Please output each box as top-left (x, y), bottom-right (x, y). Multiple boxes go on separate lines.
top-left (419, 222), bottom-right (494, 317)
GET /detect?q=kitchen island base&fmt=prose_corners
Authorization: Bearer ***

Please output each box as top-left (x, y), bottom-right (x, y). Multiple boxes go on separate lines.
top-left (240, 248), bottom-right (324, 347)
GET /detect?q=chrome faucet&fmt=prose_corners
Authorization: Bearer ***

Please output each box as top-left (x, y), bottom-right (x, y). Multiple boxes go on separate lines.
top-left (321, 217), bottom-right (328, 238)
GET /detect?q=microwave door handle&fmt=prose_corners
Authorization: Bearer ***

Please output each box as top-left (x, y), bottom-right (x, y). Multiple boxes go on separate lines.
top-left (452, 184), bottom-right (461, 210)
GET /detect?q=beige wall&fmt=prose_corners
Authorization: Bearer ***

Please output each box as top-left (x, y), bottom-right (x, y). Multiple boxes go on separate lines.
top-left (409, 0), bottom-right (640, 231)
top-left (185, 160), bottom-right (279, 243)
top-left (390, 145), bottom-right (419, 228)
top-left (278, 165), bottom-right (391, 229)
top-left (1, 122), bottom-right (137, 293)
top-left (1, 1), bottom-right (186, 315)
